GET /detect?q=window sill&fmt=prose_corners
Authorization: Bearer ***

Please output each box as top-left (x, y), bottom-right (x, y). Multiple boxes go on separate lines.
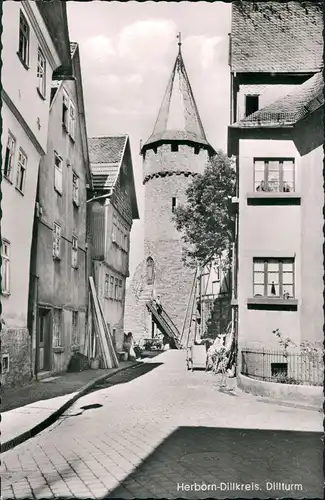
top-left (71, 344), bottom-right (80, 352)
top-left (15, 186), bottom-right (25, 196)
top-left (247, 192), bottom-right (301, 206)
top-left (1, 292), bottom-right (11, 297)
top-left (73, 200), bottom-right (80, 208)
top-left (69, 134), bottom-right (75, 143)
top-left (72, 266), bottom-right (79, 270)
top-left (36, 87), bottom-right (46, 101)
top-left (16, 52), bottom-right (29, 70)
top-left (247, 297), bottom-right (298, 311)
top-left (62, 123), bottom-right (68, 132)
top-left (53, 256), bottom-right (61, 262)
top-left (54, 187), bottom-right (63, 196)
top-left (53, 346), bottom-right (65, 353)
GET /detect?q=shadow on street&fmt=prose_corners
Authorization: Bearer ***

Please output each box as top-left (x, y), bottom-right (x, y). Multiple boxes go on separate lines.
top-left (101, 426), bottom-right (323, 499)
top-left (86, 361), bottom-right (164, 395)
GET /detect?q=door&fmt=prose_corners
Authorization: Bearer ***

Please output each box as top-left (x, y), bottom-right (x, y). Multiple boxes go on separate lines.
top-left (38, 308), bottom-right (52, 371)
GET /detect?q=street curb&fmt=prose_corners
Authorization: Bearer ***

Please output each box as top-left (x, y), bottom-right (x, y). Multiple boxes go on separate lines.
top-left (1, 360), bottom-right (143, 454)
top-left (255, 396), bottom-right (323, 412)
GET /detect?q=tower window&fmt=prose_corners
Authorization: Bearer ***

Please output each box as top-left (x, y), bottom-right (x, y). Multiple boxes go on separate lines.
top-left (171, 143), bottom-right (178, 152)
top-left (146, 257), bottom-right (154, 285)
top-left (172, 197), bottom-right (177, 213)
top-left (245, 95), bottom-right (259, 117)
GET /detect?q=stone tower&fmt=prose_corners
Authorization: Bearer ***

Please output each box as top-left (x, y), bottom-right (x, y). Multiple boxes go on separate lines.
top-left (125, 38), bottom-right (215, 342)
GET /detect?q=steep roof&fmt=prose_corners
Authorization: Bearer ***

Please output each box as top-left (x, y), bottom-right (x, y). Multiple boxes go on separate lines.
top-left (89, 135), bottom-right (127, 190)
top-left (142, 48), bottom-right (214, 152)
top-left (89, 135), bottom-right (139, 219)
top-left (233, 72), bottom-right (324, 128)
top-left (231, 1), bottom-right (323, 73)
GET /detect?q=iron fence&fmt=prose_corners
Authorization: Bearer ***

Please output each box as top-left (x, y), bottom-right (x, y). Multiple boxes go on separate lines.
top-left (241, 349), bottom-right (323, 386)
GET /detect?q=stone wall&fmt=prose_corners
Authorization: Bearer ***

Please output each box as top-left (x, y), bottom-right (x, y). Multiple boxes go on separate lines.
top-left (1, 327), bottom-right (32, 387)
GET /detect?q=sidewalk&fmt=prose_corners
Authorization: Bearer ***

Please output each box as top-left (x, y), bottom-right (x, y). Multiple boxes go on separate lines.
top-left (1, 362), bottom-right (133, 413)
top-left (1, 360), bottom-right (137, 445)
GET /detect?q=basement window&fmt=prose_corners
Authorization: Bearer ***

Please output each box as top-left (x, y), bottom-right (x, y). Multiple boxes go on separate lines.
top-left (271, 363), bottom-right (288, 378)
top-left (171, 143), bottom-right (178, 152)
top-left (245, 95), bottom-right (259, 117)
top-left (1, 354), bottom-right (10, 373)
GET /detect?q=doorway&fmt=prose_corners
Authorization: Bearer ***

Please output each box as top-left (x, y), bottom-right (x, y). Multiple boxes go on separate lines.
top-left (38, 308), bottom-right (52, 371)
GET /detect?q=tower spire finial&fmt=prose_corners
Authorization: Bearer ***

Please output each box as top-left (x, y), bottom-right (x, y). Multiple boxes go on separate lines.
top-left (177, 32), bottom-right (182, 52)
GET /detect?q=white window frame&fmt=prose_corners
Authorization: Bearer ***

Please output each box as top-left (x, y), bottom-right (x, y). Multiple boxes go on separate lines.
top-left (71, 235), bottom-right (78, 268)
top-left (114, 278), bottom-right (118, 300)
top-left (72, 171), bottom-right (79, 206)
top-left (253, 258), bottom-right (295, 299)
top-left (68, 101), bottom-right (76, 140)
top-left (104, 274), bottom-right (109, 298)
top-left (52, 308), bottom-right (62, 347)
top-left (1, 239), bottom-right (10, 295)
top-left (54, 152), bottom-right (63, 194)
top-left (53, 223), bottom-right (61, 260)
top-left (37, 47), bottom-right (46, 98)
top-left (3, 132), bottom-right (16, 181)
top-left (62, 90), bottom-right (69, 130)
top-left (72, 310), bottom-right (79, 345)
top-left (18, 10), bottom-right (29, 67)
top-left (109, 276), bottom-right (114, 298)
top-left (16, 148), bottom-right (27, 193)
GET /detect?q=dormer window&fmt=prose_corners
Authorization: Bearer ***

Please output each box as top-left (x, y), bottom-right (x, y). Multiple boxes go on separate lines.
top-left (172, 197), bottom-right (177, 213)
top-left (171, 143), bottom-right (178, 152)
top-left (245, 95), bottom-right (259, 117)
top-left (194, 146), bottom-right (200, 155)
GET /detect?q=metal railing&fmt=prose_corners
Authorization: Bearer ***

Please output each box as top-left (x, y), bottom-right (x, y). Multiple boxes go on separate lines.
top-left (241, 348), bottom-right (323, 386)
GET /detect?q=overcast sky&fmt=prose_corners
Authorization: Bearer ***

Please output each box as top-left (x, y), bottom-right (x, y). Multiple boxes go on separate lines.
top-left (67, 1), bottom-right (232, 279)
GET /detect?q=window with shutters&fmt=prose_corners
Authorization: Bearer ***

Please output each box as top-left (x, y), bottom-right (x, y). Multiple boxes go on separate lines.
top-left (72, 311), bottom-right (79, 345)
top-left (3, 132), bottom-right (16, 181)
top-left (62, 90), bottom-right (69, 130)
top-left (54, 152), bottom-right (63, 194)
top-left (72, 172), bottom-right (79, 206)
top-left (53, 308), bottom-right (62, 347)
top-left (53, 223), bottom-right (61, 259)
top-left (69, 101), bottom-right (76, 140)
top-left (71, 236), bottom-right (78, 268)
top-left (16, 148), bottom-right (27, 193)
top-left (253, 258), bottom-right (295, 299)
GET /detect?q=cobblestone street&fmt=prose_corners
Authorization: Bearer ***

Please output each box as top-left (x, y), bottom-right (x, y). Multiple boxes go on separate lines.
top-left (1, 351), bottom-right (323, 499)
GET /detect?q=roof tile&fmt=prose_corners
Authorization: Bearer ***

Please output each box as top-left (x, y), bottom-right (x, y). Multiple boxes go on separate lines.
top-left (88, 136), bottom-right (128, 190)
top-left (235, 72), bottom-right (324, 127)
top-left (231, 1), bottom-right (323, 73)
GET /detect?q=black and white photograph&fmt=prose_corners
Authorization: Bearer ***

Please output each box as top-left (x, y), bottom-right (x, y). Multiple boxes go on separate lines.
top-left (1, 0), bottom-right (323, 499)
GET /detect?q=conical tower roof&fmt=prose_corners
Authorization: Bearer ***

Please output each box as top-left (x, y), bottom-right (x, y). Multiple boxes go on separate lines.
top-left (142, 43), bottom-right (214, 153)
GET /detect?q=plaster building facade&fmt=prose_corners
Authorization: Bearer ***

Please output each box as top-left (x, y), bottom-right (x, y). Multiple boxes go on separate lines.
top-left (124, 44), bottom-right (216, 344)
top-left (228, 1), bottom-right (323, 378)
top-left (28, 43), bottom-right (92, 377)
top-left (1, 1), bottom-right (71, 386)
top-left (88, 136), bottom-right (139, 353)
